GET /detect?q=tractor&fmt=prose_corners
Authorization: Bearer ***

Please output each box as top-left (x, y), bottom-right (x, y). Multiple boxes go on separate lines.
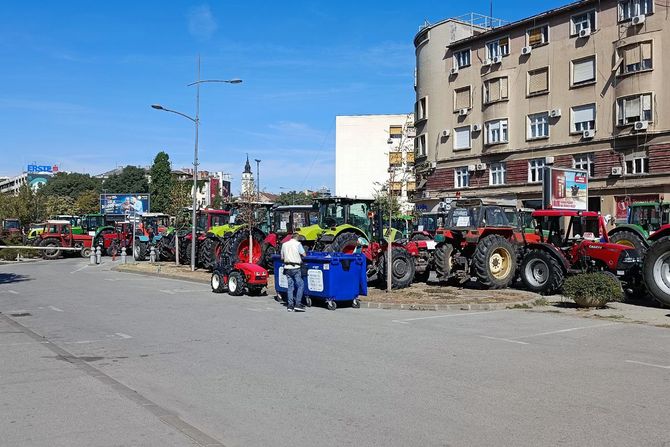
top-left (210, 234), bottom-right (268, 296)
top-left (73, 213), bottom-right (106, 235)
top-left (173, 209), bottom-right (231, 268)
top-left (98, 221), bottom-right (134, 257)
top-left (132, 213), bottom-right (172, 260)
top-left (641, 224), bottom-right (670, 307)
top-left (260, 204), bottom-right (318, 268)
top-left (608, 200), bottom-right (670, 255)
top-left (520, 210), bottom-right (642, 295)
top-left (430, 199), bottom-right (522, 289)
top-left (38, 220), bottom-right (94, 259)
top-left (0, 218), bottom-right (21, 244)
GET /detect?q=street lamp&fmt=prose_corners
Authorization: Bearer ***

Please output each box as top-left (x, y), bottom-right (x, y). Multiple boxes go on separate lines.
top-left (151, 57), bottom-right (242, 271)
top-left (254, 159), bottom-right (261, 202)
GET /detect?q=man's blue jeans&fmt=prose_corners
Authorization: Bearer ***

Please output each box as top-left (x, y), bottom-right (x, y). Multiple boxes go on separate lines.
top-left (285, 267), bottom-right (304, 308)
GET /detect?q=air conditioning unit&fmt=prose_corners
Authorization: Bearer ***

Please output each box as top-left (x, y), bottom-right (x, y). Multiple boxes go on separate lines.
top-left (467, 164), bottom-right (477, 172)
top-left (545, 156), bottom-right (555, 165)
top-left (579, 28), bottom-right (592, 38)
top-left (472, 124), bottom-right (482, 132)
top-left (430, 161), bottom-right (437, 169)
top-left (549, 109), bottom-right (562, 118)
top-left (634, 121), bottom-right (649, 131)
top-left (582, 129), bottom-right (596, 139)
top-left (450, 67), bottom-right (459, 75)
top-left (483, 59), bottom-right (492, 66)
top-left (492, 55), bottom-right (503, 64)
top-left (632, 14), bottom-right (646, 25)
top-left (459, 108), bottom-right (469, 117)
top-left (611, 166), bottom-right (623, 176)
top-left (441, 129), bottom-right (450, 137)
top-left (475, 163), bottom-right (487, 171)
top-left (521, 46), bottom-right (532, 55)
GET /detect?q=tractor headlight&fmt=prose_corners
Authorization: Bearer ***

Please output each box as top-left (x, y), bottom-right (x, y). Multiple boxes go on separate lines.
top-left (618, 249), bottom-right (641, 267)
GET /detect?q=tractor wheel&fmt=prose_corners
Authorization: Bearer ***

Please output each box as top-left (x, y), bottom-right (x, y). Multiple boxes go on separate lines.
top-left (473, 235), bottom-right (517, 289)
top-left (261, 242), bottom-right (277, 269)
top-left (380, 247), bottom-right (416, 289)
top-left (520, 249), bottom-right (565, 295)
top-left (609, 230), bottom-right (648, 256)
top-left (199, 237), bottom-right (216, 270)
top-left (211, 272), bottom-right (227, 293)
top-left (642, 237), bottom-right (670, 307)
top-left (324, 232), bottom-right (360, 254)
top-left (133, 240), bottom-right (148, 261)
top-left (227, 271), bottom-right (246, 296)
top-left (180, 240), bottom-right (192, 265)
top-left (411, 233), bottom-right (431, 241)
top-left (433, 243), bottom-right (453, 281)
top-left (414, 269), bottom-right (430, 283)
top-left (228, 228), bottom-right (265, 265)
top-left (80, 247), bottom-right (92, 258)
top-left (40, 238), bottom-right (62, 260)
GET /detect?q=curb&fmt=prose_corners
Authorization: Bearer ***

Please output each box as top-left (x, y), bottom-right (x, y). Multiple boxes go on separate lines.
top-left (358, 299), bottom-right (535, 311)
top-left (113, 265), bottom-right (210, 285)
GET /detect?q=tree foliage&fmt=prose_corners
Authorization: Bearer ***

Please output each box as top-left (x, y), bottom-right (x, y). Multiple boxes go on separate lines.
top-left (0, 185), bottom-right (45, 227)
top-left (74, 190), bottom-right (100, 215)
top-left (44, 195), bottom-right (76, 217)
top-left (166, 181), bottom-right (192, 227)
top-left (38, 172), bottom-right (101, 199)
top-left (102, 166), bottom-right (149, 194)
top-left (149, 151), bottom-right (174, 213)
top-left (276, 190), bottom-right (314, 206)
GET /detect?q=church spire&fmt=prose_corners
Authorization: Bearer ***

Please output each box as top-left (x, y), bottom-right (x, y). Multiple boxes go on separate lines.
top-left (244, 154), bottom-right (252, 174)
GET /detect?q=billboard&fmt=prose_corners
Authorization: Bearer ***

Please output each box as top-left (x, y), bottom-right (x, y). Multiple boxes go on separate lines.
top-left (27, 173), bottom-right (50, 192)
top-left (614, 194), bottom-right (659, 220)
top-left (221, 180), bottom-right (231, 198)
top-left (100, 194), bottom-right (150, 215)
top-left (27, 164), bottom-right (58, 173)
top-left (542, 167), bottom-right (588, 210)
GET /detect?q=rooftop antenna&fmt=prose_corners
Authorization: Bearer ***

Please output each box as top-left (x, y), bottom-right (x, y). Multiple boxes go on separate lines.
top-left (490, 1), bottom-right (493, 28)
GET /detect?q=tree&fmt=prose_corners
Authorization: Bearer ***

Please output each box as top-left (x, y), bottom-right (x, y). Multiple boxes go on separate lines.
top-left (102, 166), bottom-right (149, 195)
top-left (276, 190), bottom-right (313, 206)
top-left (74, 190), bottom-right (100, 215)
top-left (166, 181), bottom-right (192, 227)
top-left (38, 172), bottom-right (101, 199)
top-left (211, 191), bottom-right (225, 209)
top-left (149, 151), bottom-right (174, 213)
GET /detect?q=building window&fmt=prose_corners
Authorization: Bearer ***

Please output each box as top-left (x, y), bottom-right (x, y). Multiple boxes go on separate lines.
top-left (619, 0), bottom-right (653, 21)
top-left (389, 125), bottom-right (402, 139)
top-left (617, 93), bottom-right (652, 125)
top-left (415, 134), bottom-right (427, 157)
top-left (415, 97), bottom-right (428, 122)
top-left (486, 37), bottom-right (510, 60)
top-left (528, 158), bottom-right (545, 183)
top-left (528, 113), bottom-right (549, 139)
top-left (485, 119), bottom-right (508, 145)
top-left (528, 67), bottom-right (549, 96)
top-left (618, 41), bottom-right (652, 75)
top-left (572, 56), bottom-right (596, 85)
top-left (571, 10), bottom-right (596, 35)
top-left (573, 153), bottom-right (595, 177)
top-left (453, 49), bottom-right (471, 69)
top-left (490, 162), bottom-right (506, 186)
top-left (527, 25), bottom-right (549, 47)
top-left (625, 152), bottom-right (649, 174)
top-left (483, 77), bottom-right (508, 104)
top-left (571, 103), bottom-right (596, 132)
top-left (454, 86), bottom-right (472, 111)
top-left (455, 167), bottom-right (469, 189)
top-left (453, 126), bottom-right (471, 150)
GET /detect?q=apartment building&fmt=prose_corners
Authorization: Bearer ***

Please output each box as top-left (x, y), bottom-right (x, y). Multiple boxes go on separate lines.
top-left (413, 0), bottom-right (670, 219)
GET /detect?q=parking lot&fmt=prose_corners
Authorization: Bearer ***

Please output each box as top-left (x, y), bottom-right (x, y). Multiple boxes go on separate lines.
top-left (2, 258), bottom-right (670, 446)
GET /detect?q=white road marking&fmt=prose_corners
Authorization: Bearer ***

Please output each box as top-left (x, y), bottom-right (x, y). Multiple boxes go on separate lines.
top-left (0, 290), bottom-right (19, 294)
top-left (62, 340), bottom-right (105, 345)
top-left (479, 335), bottom-right (529, 345)
top-left (392, 310), bottom-right (504, 323)
top-left (115, 332), bottom-right (133, 339)
top-left (625, 360), bottom-right (670, 370)
top-left (48, 306), bottom-right (64, 312)
top-left (159, 289), bottom-right (208, 294)
top-left (70, 264), bottom-right (88, 274)
top-left (0, 341), bottom-right (51, 346)
top-left (516, 323), bottom-right (616, 339)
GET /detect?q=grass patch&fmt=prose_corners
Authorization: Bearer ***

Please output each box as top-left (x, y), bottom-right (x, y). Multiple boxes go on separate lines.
top-left (532, 297), bottom-right (550, 307)
top-left (507, 303), bottom-right (532, 309)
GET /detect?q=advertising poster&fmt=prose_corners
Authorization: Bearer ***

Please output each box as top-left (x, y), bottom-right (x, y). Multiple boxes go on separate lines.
top-left (210, 177), bottom-right (220, 203)
top-left (614, 194), bottom-right (659, 220)
top-left (27, 174), bottom-right (50, 192)
top-left (100, 194), bottom-right (150, 214)
top-left (221, 180), bottom-right (231, 198)
top-left (543, 168), bottom-right (588, 210)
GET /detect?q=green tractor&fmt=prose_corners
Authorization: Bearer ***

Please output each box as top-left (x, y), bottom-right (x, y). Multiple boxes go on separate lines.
top-left (72, 213), bottom-right (106, 236)
top-left (608, 201), bottom-right (670, 255)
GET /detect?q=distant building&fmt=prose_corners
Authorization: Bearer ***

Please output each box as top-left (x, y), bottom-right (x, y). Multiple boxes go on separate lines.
top-left (336, 114), bottom-right (415, 213)
top-left (241, 155), bottom-right (255, 196)
top-left (0, 164), bottom-right (59, 194)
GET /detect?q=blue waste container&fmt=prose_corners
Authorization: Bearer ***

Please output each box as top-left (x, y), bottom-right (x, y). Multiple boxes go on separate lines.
top-left (273, 252), bottom-right (367, 310)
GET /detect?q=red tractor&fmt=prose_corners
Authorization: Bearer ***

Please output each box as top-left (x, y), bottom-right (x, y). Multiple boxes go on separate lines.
top-left (210, 234), bottom-right (268, 296)
top-left (0, 218), bottom-right (22, 244)
top-left (519, 210), bottom-right (642, 295)
top-left (641, 224), bottom-right (670, 306)
top-left (98, 221), bottom-right (133, 256)
top-left (38, 220), bottom-right (94, 259)
top-left (172, 209), bottom-right (232, 268)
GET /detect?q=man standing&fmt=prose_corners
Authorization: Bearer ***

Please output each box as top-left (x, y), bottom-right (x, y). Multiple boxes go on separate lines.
top-left (281, 232), bottom-right (306, 312)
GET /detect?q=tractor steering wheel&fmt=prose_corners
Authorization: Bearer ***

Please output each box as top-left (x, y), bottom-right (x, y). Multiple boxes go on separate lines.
top-left (323, 217), bottom-right (337, 227)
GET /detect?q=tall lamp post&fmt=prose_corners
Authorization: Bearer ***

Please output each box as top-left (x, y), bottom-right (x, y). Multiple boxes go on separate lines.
top-left (254, 159), bottom-right (261, 202)
top-left (151, 57), bottom-right (241, 271)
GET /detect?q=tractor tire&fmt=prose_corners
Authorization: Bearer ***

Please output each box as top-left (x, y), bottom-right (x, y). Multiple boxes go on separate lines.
top-left (642, 236), bottom-right (670, 307)
top-left (411, 233), bottom-right (431, 241)
top-left (414, 269), bottom-right (430, 283)
top-left (472, 235), bottom-right (517, 289)
top-left (228, 228), bottom-right (265, 265)
top-left (211, 272), bottom-right (227, 293)
top-left (180, 240), bottom-right (192, 266)
top-left (40, 238), bottom-right (62, 260)
top-left (380, 247), bottom-right (416, 289)
top-left (157, 234), bottom-right (175, 261)
top-left (520, 249), bottom-right (565, 295)
top-left (133, 240), bottom-right (148, 261)
top-left (199, 237), bottom-right (216, 270)
top-left (324, 232), bottom-right (360, 254)
top-left (433, 243), bottom-right (453, 281)
top-left (609, 230), bottom-right (648, 256)
top-left (80, 247), bottom-right (92, 258)
top-left (260, 242), bottom-right (277, 269)
top-left (227, 271), bottom-right (246, 296)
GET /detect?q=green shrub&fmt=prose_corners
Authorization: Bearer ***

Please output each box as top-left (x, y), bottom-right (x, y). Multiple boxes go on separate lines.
top-left (0, 234), bottom-right (37, 261)
top-left (563, 272), bottom-right (624, 308)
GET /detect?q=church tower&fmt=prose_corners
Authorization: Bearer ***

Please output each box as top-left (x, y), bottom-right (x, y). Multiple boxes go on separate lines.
top-left (241, 154), bottom-right (255, 196)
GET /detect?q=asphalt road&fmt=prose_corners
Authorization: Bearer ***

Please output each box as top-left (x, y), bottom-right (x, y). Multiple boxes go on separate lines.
top-left (1, 258), bottom-right (669, 447)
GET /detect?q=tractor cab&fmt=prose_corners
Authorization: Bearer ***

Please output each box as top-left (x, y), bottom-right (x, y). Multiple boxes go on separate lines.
top-left (77, 214), bottom-right (106, 235)
top-left (531, 210), bottom-right (605, 249)
top-left (443, 199), bottom-right (513, 233)
top-left (628, 201), bottom-right (670, 234)
top-left (196, 209), bottom-right (231, 232)
top-left (227, 202), bottom-right (274, 236)
top-left (51, 215), bottom-right (80, 227)
top-left (1, 218), bottom-right (21, 235)
top-left (139, 213), bottom-right (171, 240)
top-left (415, 213), bottom-right (441, 234)
top-left (272, 205), bottom-right (317, 236)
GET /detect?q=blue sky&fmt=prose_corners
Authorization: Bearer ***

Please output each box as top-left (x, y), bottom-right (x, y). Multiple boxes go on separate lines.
top-left (0, 0), bottom-right (567, 193)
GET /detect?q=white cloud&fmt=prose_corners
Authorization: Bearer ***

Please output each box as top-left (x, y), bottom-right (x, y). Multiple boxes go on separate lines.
top-left (187, 4), bottom-right (218, 40)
